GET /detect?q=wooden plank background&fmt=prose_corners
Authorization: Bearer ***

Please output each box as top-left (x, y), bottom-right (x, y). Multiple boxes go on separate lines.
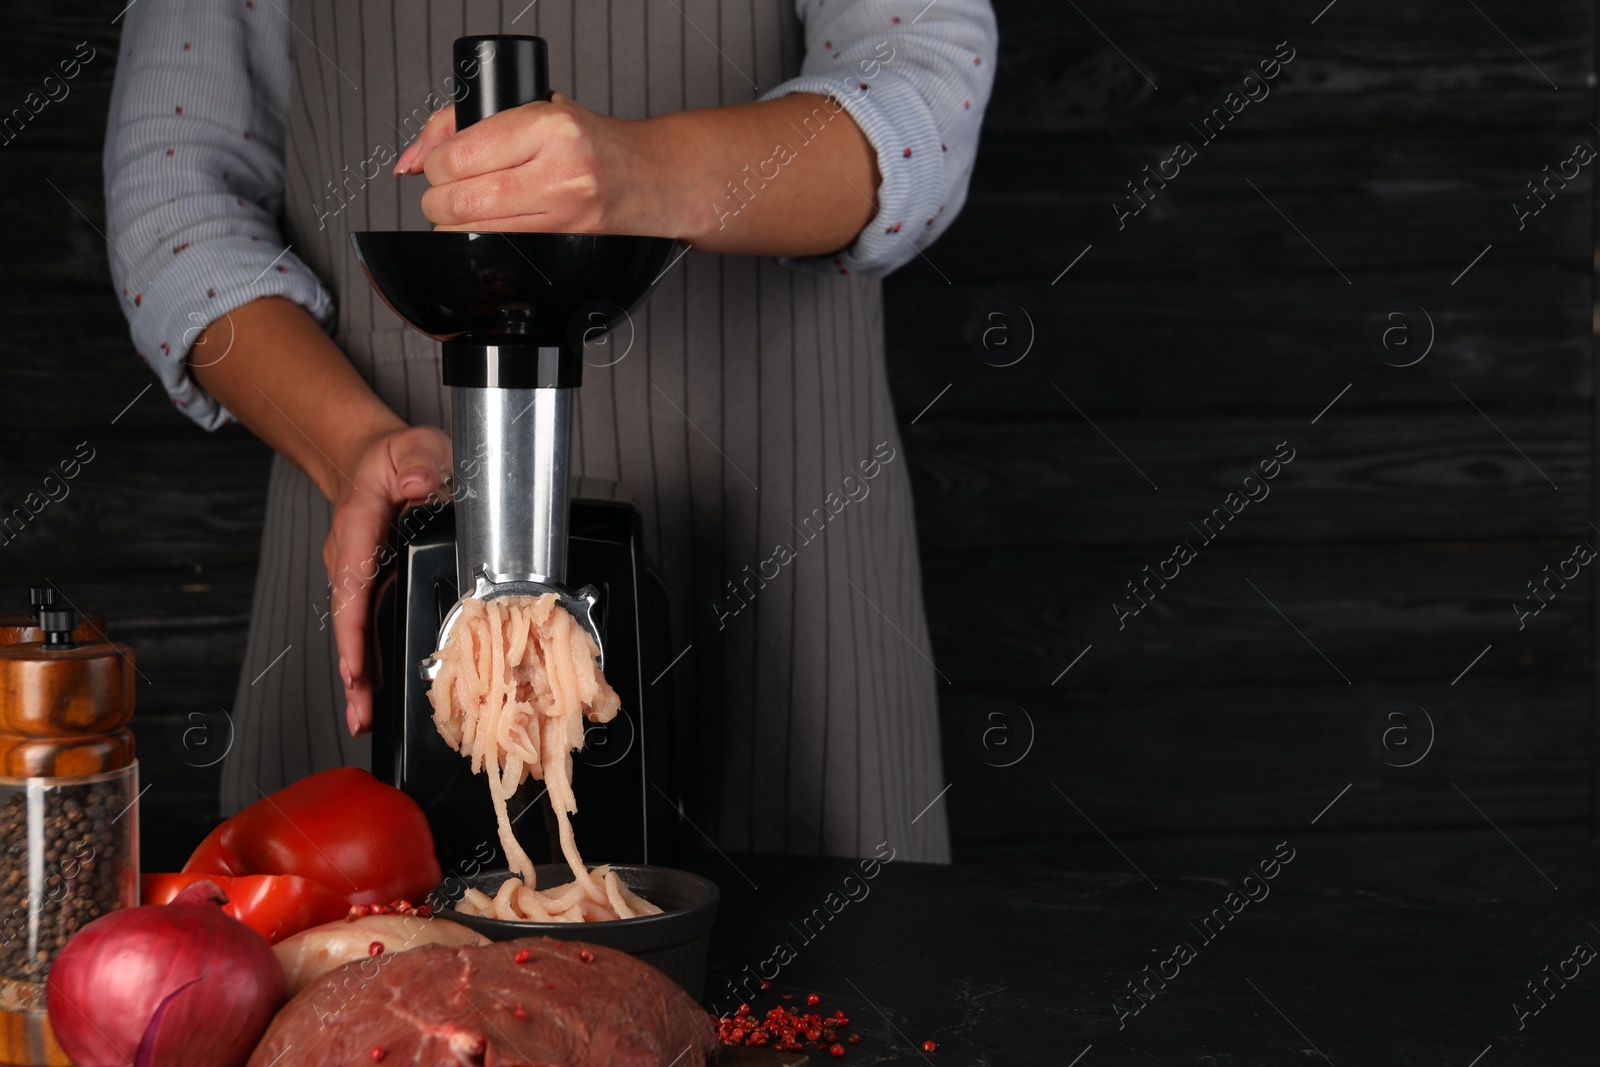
top-left (888, 0), bottom-right (1596, 906)
top-left (0, 0), bottom-right (1593, 904)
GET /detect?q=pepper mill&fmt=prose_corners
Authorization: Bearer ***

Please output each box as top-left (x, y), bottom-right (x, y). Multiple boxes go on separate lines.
top-left (0, 606), bottom-right (139, 1067)
top-left (0, 588), bottom-right (104, 647)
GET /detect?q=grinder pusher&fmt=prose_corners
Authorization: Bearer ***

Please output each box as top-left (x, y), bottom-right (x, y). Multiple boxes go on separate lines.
top-left (351, 35), bottom-right (679, 876)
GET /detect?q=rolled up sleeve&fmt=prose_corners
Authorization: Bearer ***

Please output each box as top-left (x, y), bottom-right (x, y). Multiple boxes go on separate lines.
top-left (103, 0), bottom-right (334, 431)
top-left (761, 0), bottom-right (998, 278)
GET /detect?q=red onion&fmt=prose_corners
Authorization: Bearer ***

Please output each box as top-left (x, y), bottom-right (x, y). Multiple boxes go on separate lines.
top-left (46, 879), bottom-right (285, 1067)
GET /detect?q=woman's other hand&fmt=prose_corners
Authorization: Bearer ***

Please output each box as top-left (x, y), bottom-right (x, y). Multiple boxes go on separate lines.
top-left (187, 297), bottom-right (447, 741)
top-left (323, 424), bottom-right (452, 737)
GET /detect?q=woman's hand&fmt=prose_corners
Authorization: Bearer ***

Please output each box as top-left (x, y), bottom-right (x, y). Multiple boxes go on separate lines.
top-left (396, 95), bottom-right (683, 237)
top-left (323, 424), bottom-right (453, 737)
top-left (392, 92), bottom-right (881, 257)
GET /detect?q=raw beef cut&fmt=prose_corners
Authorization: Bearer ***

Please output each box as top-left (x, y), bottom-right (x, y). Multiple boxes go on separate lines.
top-left (247, 937), bottom-right (717, 1067)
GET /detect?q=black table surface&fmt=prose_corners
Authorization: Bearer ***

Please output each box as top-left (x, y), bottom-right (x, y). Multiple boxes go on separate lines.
top-left (686, 851), bottom-right (1597, 1066)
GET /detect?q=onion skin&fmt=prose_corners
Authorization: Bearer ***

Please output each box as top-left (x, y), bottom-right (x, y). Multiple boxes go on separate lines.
top-left (46, 880), bottom-right (286, 1067)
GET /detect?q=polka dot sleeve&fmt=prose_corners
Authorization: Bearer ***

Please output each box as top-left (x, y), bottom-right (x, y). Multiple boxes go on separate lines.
top-left (760, 0), bottom-right (998, 279)
top-left (103, 0), bottom-right (333, 431)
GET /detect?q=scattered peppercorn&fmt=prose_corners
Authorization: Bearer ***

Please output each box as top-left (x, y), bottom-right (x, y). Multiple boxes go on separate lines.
top-left (347, 899), bottom-right (429, 922)
top-left (758, 979), bottom-right (771, 991)
top-left (830, 1044), bottom-right (846, 1059)
top-left (807, 993), bottom-right (821, 1005)
top-left (716, 1001), bottom-right (847, 1052)
top-left (514, 948), bottom-right (532, 964)
top-left (849, 1033), bottom-right (861, 1044)
top-left (512, 1002), bottom-right (528, 1019)
top-left (370, 1046), bottom-right (385, 1062)
top-left (923, 1040), bottom-right (938, 1053)
top-left (578, 948), bottom-right (595, 963)
top-left (368, 941), bottom-right (384, 956)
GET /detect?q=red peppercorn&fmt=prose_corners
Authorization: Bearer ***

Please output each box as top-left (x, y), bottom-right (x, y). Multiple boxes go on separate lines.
top-left (782, 993), bottom-right (794, 1000)
top-left (849, 1033), bottom-right (861, 1044)
top-left (807, 993), bottom-right (821, 1005)
top-left (829, 1044), bottom-right (846, 1059)
top-left (370, 1047), bottom-right (385, 1062)
top-left (368, 941), bottom-right (384, 956)
top-left (415, 905), bottom-right (432, 918)
top-left (512, 1002), bottom-right (528, 1019)
top-left (805, 1028), bottom-right (822, 1042)
top-left (747, 1030), bottom-right (769, 1047)
top-left (923, 1040), bottom-right (938, 1053)
top-left (514, 948), bottom-right (532, 963)
top-left (578, 948), bottom-right (595, 963)
top-left (759, 978), bottom-right (771, 991)
top-left (823, 1028), bottom-right (837, 1041)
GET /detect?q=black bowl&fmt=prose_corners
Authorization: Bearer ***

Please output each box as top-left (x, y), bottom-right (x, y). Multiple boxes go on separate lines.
top-left (349, 231), bottom-right (678, 344)
top-left (431, 865), bottom-right (719, 999)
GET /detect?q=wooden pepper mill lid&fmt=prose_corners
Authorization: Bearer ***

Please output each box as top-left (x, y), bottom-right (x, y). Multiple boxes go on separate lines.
top-left (0, 588), bottom-right (104, 646)
top-left (0, 607), bottom-right (135, 778)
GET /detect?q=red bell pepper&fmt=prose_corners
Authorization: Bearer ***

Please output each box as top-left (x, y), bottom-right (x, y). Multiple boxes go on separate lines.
top-left (141, 872), bottom-right (350, 944)
top-left (182, 767), bottom-right (443, 907)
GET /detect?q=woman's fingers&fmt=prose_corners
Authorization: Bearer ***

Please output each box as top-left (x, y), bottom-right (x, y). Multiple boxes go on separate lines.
top-left (404, 95), bottom-right (568, 183)
top-left (420, 95), bottom-right (595, 186)
top-left (327, 489), bottom-right (394, 736)
top-left (325, 426), bottom-right (452, 737)
top-left (418, 96), bottom-right (625, 230)
top-left (387, 429), bottom-right (451, 503)
top-left (420, 158), bottom-right (609, 231)
top-left (394, 103), bottom-right (458, 176)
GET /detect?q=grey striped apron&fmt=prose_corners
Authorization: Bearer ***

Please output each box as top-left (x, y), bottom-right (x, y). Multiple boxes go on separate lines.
top-left (219, 0), bottom-right (950, 863)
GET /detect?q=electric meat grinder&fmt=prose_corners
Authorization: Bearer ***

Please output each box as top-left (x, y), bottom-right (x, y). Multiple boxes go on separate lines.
top-left (352, 35), bottom-right (680, 878)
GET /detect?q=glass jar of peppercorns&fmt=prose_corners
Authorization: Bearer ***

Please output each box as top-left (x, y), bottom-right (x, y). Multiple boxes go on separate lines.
top-left (0, 767), bottom-right (138, 996)
top-left (0, 604), bottom-right (138, 1066)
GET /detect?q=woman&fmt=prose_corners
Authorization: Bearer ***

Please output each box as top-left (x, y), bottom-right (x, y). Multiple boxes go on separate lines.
top-left (104, 0), bottom-right (996, 863)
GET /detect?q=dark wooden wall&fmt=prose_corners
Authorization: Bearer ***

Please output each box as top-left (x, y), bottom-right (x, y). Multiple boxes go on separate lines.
top-left (2, 1), bottom-right (1594, 903)
top-left (892, 0), bottom-right (1597, 904)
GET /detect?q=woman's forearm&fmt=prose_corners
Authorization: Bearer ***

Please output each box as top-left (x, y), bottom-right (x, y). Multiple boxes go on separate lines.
top-left (638, 93), bottom-right (882, 256)
top-left (188, 296), bottom-right (405, 503)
